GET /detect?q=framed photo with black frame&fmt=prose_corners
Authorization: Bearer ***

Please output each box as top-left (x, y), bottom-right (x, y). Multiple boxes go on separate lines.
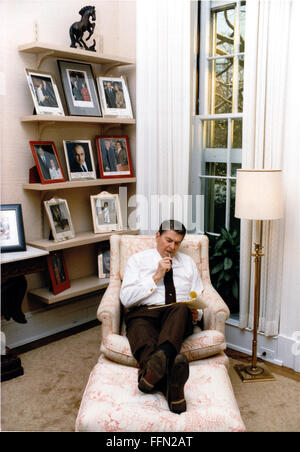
top-left (57, 60), bottom-right (101, 117)
top-left (30, 141), bottom-right (66, 184)
top-left (95, 136), bottom-right (134, 179)
top-left (0, 204), bottom-right (26, 253)
top-left (63, 140), bottom-right (96, 181)
top-left (25, 68), bottom-right (65, 116)
top-left (96, 75), bottom-right (133, 118)
top-left (47, 251), bottom-right (70, 295)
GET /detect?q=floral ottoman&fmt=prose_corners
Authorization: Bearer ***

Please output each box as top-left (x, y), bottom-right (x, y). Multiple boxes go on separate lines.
top-left (75, 353), bottom-right (246, 432)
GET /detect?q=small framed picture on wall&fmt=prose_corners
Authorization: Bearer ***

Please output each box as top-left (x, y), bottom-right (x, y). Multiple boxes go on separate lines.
top-left (58, 60), bottom-right (101, 117)
top-left (95, 136), bottom-right (134, 179)
top-left (25, 68), bottom-right (65, 116)
top-left (44, 197), bottom-right (75, 242)
top-left (47, 251), bottom-right (70, 295)
top-left (0, 204), bottom-right (26, 253)
top-left (90, 191), bottom-right (123, 233)
top-left (63, 140), bottom-right (96, 181)
top-left (30, 141), bottom-right (65, 184)
top-left (96, 75), bottom-right (133, 118)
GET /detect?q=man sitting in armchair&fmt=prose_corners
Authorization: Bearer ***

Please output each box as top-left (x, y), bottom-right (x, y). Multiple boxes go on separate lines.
top-left (120, 220), bottom-right (203, 414)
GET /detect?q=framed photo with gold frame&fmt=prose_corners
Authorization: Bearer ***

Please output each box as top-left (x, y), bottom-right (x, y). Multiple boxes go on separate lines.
top-left (90, 191), bottom-right (122, 233)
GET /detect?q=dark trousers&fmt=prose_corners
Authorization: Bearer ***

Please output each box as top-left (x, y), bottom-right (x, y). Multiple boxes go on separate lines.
top-left (125, 303), bottom-right (194, 375)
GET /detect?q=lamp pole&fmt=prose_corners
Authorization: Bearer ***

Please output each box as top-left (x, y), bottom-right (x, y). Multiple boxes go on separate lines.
top-left (233, 169), bottom-right (283, 383)
top-left (248, 220), bottom-right (264, 374)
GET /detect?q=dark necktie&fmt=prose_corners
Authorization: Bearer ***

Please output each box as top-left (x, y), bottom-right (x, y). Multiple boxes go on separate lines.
top-left (164, 267), bottom-right (176, 304)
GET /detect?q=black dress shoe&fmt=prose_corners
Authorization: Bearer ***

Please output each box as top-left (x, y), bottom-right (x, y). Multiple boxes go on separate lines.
top-left (167, 354), bottom-right (189, 414)
top-left (138, 350), bottom-right (167, 393)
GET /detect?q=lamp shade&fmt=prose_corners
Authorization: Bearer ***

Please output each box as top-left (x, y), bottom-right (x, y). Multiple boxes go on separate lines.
top-left (235, 169), bottom-right (284, 220)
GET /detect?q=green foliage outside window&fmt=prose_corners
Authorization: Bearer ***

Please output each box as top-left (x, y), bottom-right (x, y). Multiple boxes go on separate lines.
top-left (207, 228), bottom-right (240, 313)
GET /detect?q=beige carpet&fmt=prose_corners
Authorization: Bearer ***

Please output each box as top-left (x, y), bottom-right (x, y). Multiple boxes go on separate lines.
top-left (1, 325), bottom-right (300, 432)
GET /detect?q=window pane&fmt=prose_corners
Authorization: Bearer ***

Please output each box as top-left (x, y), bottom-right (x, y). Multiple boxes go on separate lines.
top-left (239, 3), bottom-right (246, 52)
top-left (238, 56), bottom-right (244, 112)
top-left (213, 7), bottom-right (235, 56)
top-left (232, 119), bottom-right (243, 148)
top-left (230, 179), bottom-right (240, 233)
top-left (205, 162), bottom-right (227, 177)
top-left (204, 119), bottom-right (228, 148)
top-left (204, 178), bottom-right (226, 234)
top-left (212, 57), bottom-right (233, 114)
top-left (231, 163), bottom-right (241, 177)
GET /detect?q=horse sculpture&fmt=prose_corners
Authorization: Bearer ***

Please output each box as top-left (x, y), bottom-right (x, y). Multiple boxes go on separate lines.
top-left (69, 6), bottom-right (96, 52)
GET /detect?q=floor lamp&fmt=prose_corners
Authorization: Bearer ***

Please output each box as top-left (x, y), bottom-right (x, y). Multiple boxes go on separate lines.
top-left (234, 169), bottom-right (284, 382)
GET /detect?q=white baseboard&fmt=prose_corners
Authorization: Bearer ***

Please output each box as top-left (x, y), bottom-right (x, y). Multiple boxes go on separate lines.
top-left (1, 294), bottom-right (102, 350)
top-left (225, 321), bottom-right (300, 372)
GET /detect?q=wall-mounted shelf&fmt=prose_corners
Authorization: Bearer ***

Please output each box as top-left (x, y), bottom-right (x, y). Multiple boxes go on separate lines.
top-left (20, 115), bottom-right (136, 125)
top-left (29, 275), bottom-right (109, 304)
top-left (18, 41), bottom-right (135, 68)
top-left (23, 177), bottom-right (136, 191)
top-left (18, 40), bottom-right (137, 314)
top-left (27, 229), bottom-right (139, 252)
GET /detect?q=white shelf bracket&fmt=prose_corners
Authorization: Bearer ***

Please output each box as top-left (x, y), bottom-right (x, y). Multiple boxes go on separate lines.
top-left (38, 121), bottom-right (55, 140)
top-left (102, 63), bottom-right (123, 76)
top-left (102, 124), bottom-right (122, 135)
top-left (36, 50), bottom-right (55, 70)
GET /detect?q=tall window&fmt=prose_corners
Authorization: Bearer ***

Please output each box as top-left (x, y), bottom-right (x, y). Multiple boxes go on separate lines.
top-left (192, 1), bottom-right (246, 235)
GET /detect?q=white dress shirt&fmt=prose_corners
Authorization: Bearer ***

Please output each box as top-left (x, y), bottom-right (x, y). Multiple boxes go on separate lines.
top-left (49, 167), bottom-right (62, 180)
top-left (80, 162), bottom-right (88, 172)
top-left (120, 248), bottom-right (204, 319)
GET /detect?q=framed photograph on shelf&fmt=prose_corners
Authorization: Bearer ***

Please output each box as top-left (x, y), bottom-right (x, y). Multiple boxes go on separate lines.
top-left (96, 75), bottom-right (133, 118)
top-left (95, 136), bottom-right (134, 179)
top-left (98, 249), bottom-right (110, 279)
top-left (90, 191), bottom-right (122, 233)
top-left (47, 251), bottom-right (70, 295)
top-left (63, 140), bottom-right (96, 181)
top-left (30, 141), bottom-right (65, 184)
top-left (0, 204), bottom-right (26, 253)
top-left (57, 60), bottom-right (101, 117)
top-left (25, 68), bottom-right (64, 116)
top-left (44, 197), bottom-right (75, 242)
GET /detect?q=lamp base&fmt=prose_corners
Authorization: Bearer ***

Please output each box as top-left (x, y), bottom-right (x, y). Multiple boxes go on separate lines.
top-left (234, 363), bottom-right (275, 383)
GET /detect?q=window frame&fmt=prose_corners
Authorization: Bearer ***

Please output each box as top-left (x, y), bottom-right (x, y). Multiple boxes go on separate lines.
top-left (191, 0), bottom-right (245, 235)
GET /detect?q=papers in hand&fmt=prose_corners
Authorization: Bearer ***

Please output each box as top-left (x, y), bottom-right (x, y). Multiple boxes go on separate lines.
top-left (148, 291), bottom-right (207, 310)
top-left (176, 291), bottom-right (208, 309)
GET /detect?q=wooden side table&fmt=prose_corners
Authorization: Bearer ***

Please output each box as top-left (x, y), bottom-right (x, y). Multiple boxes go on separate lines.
top-left (1, 246), bottom-right (49, 381)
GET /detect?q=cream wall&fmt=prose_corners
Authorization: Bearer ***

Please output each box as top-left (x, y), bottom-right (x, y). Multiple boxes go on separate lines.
top-left (1, 0), bottom-right (136, 312)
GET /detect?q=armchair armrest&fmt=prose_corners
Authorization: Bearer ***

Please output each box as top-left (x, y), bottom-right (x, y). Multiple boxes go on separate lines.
top-left (201, 285), bottom-right (230, 336)
top-left (97, 279), bottom-right (122, 339)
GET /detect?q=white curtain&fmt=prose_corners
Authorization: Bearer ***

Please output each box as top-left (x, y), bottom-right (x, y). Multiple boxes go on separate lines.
top-left (240, 0), bottom-right (295, 336)
top-left (135, 0), bottom-right (191, 233)
top-left (279, 1), bottom-right (300, 339)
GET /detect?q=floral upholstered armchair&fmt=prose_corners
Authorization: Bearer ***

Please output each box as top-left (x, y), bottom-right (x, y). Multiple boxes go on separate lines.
top-left (97, 234), bottom-right (230, 367)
